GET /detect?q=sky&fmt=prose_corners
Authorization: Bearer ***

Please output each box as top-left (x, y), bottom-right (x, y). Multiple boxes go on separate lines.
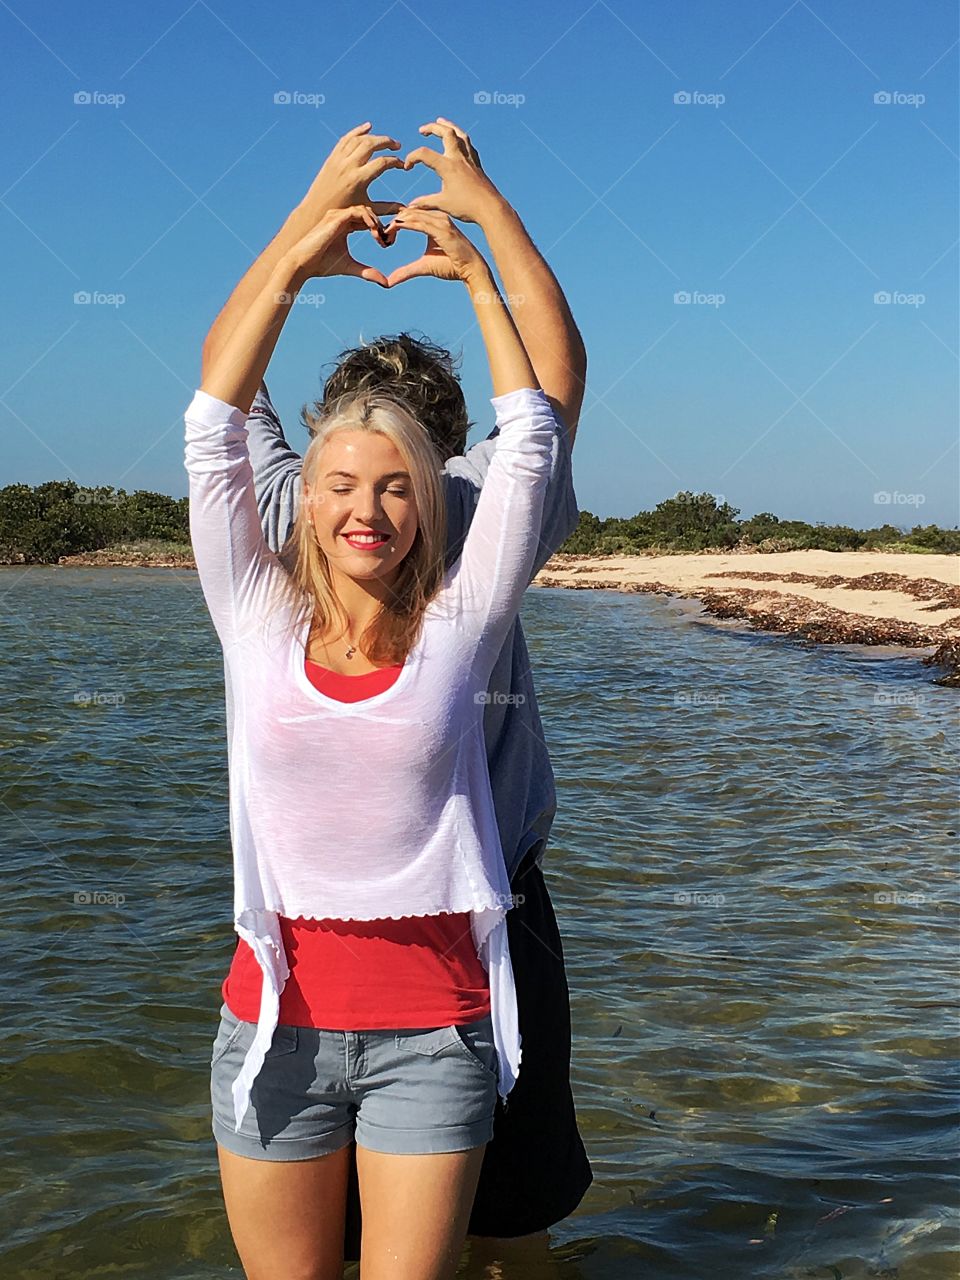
top-left (1, 0), bottom-right (957, 528)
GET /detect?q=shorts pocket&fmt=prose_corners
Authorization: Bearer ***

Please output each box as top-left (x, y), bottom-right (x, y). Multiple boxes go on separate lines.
top-left (393, 1025), bottom-right (460, 1058)
top-left (211, 1012), bottom-right (249, 1067)
top-left (210, 1006), bottom-right (298, 1067)
top-left (450, 1018), bottom-right (499, 1081)
top-left (394, 1018), bottom-right (498, 1080)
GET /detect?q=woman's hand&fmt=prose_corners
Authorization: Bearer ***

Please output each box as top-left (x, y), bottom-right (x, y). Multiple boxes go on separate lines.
top-left (287, 205), bottom-right (395, 288)
top-left (300, 122), bottom-right (406, 216)
top-left (382, 208), bottom-right (489, 288)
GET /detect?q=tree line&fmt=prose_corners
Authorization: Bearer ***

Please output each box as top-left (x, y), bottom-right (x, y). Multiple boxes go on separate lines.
top-left (562, 493), bottom-right (960, 555)
top-left (0, 481), bottom-right (957, 563)
top-left (0, 482), bottom-right (189, 563)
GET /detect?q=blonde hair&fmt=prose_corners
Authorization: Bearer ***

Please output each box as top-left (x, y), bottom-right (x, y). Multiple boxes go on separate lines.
top-left (282, 390), bottom-right (446, 665)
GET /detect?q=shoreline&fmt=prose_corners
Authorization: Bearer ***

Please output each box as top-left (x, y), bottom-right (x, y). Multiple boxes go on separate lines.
top-left (532, 550), bottom-right (960, 684)
top-left (8, 546), bottom-right (959, 682)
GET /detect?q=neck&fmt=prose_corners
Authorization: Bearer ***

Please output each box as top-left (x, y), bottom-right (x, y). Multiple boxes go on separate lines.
top-left (327, 566), bottom-right (399, 638)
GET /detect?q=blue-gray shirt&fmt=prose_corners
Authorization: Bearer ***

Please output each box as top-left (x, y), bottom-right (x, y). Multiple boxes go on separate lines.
top-left (245, 381), bottom-right (578, 880)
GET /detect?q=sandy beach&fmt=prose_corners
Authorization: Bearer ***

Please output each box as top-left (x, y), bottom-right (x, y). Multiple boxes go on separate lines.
top-left (534, 550), bottom-right (960, 680)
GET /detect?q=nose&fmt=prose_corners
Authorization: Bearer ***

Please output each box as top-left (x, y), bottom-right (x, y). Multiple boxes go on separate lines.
top-left (351, 487), bottom-right (385, 525)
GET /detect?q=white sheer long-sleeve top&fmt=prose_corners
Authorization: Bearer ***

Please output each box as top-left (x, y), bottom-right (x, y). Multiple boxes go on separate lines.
top-left (184, 384), bottom-right (558, 1131)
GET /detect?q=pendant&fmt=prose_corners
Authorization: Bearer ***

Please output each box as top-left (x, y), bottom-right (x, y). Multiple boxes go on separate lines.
top-left (345, 646), bottom-right (356, 660)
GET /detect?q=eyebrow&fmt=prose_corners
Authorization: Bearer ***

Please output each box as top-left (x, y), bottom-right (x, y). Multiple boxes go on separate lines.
top-left (323, 470), bottom-right (411, 481)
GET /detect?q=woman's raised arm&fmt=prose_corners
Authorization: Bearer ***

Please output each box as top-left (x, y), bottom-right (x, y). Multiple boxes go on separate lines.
top-left (201, 205), bottom-right (390, 413)
top-left (188, 207), bottom-right (392, 642)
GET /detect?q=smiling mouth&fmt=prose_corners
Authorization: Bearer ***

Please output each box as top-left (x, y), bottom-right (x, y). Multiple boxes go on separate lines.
top-left (342, 532), bottom-right (391, 550)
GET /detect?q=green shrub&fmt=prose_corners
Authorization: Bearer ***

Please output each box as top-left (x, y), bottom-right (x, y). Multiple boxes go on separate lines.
top-left (555, 494), bottom-right (959, 558)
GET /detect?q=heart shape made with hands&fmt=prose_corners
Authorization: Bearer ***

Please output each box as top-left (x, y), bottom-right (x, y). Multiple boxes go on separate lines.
top-left (348, 220), bottom-right (447, 290)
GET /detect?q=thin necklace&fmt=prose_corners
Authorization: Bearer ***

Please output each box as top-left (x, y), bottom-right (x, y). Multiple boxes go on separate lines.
top-left (311, 621), bottom-right (361, 662)
top-left (340, 625), bottom-right (361, 660)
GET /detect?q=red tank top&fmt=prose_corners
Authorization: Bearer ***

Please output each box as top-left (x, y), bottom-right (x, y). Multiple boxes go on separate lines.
top-left (221, 657), bottom-right (491, 1027)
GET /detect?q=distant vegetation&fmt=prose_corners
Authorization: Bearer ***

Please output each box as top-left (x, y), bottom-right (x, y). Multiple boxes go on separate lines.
top-left (560, 493), bottom-right (960, 556)
top-left (0, 482), bottom-right (957, 564)
top-left (0, 482), bottom-right (188, 564)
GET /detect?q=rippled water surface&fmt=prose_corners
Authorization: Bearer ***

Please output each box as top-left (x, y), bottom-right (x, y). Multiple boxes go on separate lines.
top-left (1, 568), bottom-right (957, 1278)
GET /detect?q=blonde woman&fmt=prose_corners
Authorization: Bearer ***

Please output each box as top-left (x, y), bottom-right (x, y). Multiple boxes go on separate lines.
top-left (186, 201), bottom-right (561, 1280)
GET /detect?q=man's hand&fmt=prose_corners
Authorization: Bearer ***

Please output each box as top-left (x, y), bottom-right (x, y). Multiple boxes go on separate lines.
top-left (402, 117), bottom-right (501, 223)
top-left (300, 121), bottom-right (406, 218)
top-left (404, 116), bottom-right (586, 441)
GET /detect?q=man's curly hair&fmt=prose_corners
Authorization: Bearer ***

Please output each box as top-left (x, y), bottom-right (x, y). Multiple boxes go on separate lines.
top-left (300, 331), bottom-right (473, 463)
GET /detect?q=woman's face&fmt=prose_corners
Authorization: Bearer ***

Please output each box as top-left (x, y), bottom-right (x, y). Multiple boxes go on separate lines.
top-left (304, 429), bottom-right (420, 583)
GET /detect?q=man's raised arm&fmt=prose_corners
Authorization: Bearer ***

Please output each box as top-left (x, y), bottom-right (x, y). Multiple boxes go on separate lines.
top-left (396, 117), bottom-right (587, 446)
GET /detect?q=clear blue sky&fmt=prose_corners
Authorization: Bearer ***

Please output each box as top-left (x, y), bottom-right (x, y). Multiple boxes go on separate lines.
top-left (1, 0), bottom-right (957, 527)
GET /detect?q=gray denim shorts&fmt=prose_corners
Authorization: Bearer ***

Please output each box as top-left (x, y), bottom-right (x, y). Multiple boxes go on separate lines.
top-left (210, 1001), bottom-right (500, 1160)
